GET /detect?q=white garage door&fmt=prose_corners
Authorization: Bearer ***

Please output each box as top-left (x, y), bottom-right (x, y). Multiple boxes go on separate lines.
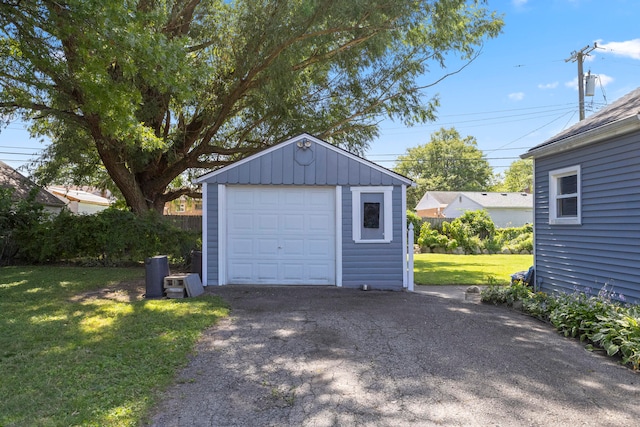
top-left (226, 186), bottom-right (336, 285)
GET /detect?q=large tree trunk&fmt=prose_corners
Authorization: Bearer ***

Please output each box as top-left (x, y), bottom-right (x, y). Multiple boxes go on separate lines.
top-left (87, 119), bottom-right (159, 214)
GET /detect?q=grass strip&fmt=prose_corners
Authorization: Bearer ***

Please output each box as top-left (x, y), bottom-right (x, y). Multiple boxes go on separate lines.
top-left (0, 266), bottom-right (228, 426)
top-left (414, 253), bottom-right (533, 285)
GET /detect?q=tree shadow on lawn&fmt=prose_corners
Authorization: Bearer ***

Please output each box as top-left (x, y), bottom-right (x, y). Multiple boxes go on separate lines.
top-left (0, 267), bottom-right (227, 426)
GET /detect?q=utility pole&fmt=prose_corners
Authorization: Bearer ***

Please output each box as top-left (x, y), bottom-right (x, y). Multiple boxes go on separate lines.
top-left (566, 43), bottom-right (598, 121)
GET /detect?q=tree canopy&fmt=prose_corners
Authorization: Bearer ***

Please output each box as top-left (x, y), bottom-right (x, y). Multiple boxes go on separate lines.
top-left (395, 127), bottom-right (493, 208)
top-left (493, 158), bottom-right (533, 193)
top-left (0, 0), bottom-right (503, 213)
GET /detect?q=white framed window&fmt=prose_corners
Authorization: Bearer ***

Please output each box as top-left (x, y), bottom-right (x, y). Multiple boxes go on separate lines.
top-left (351, 186), bottom-right (393, 243)
top-left (549, 165), bottom-right (581, 225)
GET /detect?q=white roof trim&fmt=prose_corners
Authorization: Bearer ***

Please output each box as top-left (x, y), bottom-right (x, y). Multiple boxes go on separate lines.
top-left (522, 115), bottom-right (640, 159)
top-left (195, 133), bottom-right (414, 186)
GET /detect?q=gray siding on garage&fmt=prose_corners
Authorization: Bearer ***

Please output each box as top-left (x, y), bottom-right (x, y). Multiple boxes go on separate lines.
top-left (533, 131), bottom-right (640, 303)
top-left (341, 186), bottom-right (404, 290)
top-left (205, 183), bottom-right (219, 285)
top-left (202, 141), bottom-right (407, 186)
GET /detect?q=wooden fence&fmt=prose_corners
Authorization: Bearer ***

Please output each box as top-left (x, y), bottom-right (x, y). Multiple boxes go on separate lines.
top-left (165, 215), bottom-right (202, 233)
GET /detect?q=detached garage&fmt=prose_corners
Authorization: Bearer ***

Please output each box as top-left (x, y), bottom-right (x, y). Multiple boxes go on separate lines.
top-left (195, 133), bottom-right (415, 290)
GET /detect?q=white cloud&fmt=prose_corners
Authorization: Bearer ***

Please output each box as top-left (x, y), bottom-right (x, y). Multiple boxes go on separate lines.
top-left (508, 92), bottom-right (525, 101)
top-left (538, 82), bottom-right (558, 90)
top-left (565, 77), bottom-right (578, 90)
top-left (565, 74), bottom-right (614, 91)
top-left (512, 0), bottom-right (528, 6)
top-left (597, 73), bottom-right (614, 86)
top-left (596, 39), bottom-right (640, 60)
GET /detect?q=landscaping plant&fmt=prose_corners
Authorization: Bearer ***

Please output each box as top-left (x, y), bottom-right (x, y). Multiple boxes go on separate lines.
top-left (417, 210), bottom-right (532, 254)
top-left (482, 281), bottom-right (640, 370)
top-left (0, 183), bottom-right (199, 266)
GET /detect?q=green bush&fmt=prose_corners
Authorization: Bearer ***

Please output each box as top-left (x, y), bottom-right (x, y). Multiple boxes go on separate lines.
top-left (482, 282), bottom-right (640, 370)
top-left (0, 188), bottom-right (50, 264)
top-left (481, 282), bottom-right (533, 306)
top-left (497, 224), bottom-right (533, 253)
top-left (1, 189), bottom-right (199, 265)
top-left (457, 209), bottom-right (496, 237)
top-left (406, 210), bottom-right (422, 242)
top-left (412, 209), bottom-right (532, 254)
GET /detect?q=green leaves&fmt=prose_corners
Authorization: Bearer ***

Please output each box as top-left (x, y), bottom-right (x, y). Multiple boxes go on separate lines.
top-left (395, 127), bottom-right (495, 208)
top-left (1, 1), bottom-right (503, 212)
top-left (488, 282), bottom-right (640, 370)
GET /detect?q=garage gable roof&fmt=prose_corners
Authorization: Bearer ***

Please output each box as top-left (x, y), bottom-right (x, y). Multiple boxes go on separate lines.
top-left (196, 133), bottom-right (413, 186)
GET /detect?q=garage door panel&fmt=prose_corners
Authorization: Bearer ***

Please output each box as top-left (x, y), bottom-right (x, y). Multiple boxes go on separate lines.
top-left (257, 238), bottom-right (279, 256)
top-left (256, 263), bottom-right (278, 280)
top-left (258, 191), bottom-right (279, 207)
top-left (282, 263), bottom-right (304, 280)
top-left (282, 238), bottom-right (304, 255)
top-left (226, 186), bottom-right (335, 285)
top-left (258, 214), bottom-right (279, 231)
top-left (230, 189), bottom-right (254, 206)
top-left (228, 262), bottom-right (253, 280)
top-left (283, 189), bottom-right (306, 206)
top-left (308, 265), bottom-right (331, 280)
top-left (282, 215), bottom-right (304, 232)
top-left (229, 238), bottom-right (253, 256)
top-left (229, 213), bottom-right (253, 232)
top-left (307, 214), bottom-right (331, 233)
top-left (307, 239), bottom-right (331, 256)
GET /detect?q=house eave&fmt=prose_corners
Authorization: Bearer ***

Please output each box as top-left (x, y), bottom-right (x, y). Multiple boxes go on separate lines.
top-left (521, 115), bottom-right (640, 159)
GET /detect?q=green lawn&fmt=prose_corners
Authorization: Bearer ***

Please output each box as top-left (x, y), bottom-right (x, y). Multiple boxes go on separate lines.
top-left (414, 253), bottom-right (533, 286)
top-left (0, 266), bottom-right (228, 427)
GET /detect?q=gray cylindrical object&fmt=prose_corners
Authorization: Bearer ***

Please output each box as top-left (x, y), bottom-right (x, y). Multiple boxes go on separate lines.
top-left (145, 255), bottom-right (169, 298)
top-left (190, 250), bottom-right (202, 280)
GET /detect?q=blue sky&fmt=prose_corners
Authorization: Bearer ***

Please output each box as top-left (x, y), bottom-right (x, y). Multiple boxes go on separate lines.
top-left (368, 0), bottom-right (640, 174)
top-left (2, 0), bottom-right (640, 176)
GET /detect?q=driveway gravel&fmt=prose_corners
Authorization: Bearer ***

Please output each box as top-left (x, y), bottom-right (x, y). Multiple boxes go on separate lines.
top-left (148, 286), bottom-right (639, 426)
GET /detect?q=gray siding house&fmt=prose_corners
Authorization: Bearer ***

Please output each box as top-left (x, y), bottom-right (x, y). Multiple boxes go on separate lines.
top-left (195, 133), bottom-right (415, 291)
top-left (522, 87), bottom-right (640, 303)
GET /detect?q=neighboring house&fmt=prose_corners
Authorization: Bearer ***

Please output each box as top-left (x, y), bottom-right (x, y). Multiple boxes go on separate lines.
top-left (522, 86), bottom-right (640, 303)
top-left (415, 191), bottom-right (459, 218)
top-left (195, 133), bottom-right (415, 290)
top-left (0, 160), bottom-right (65, 213)
top-left (164, 195), bottom-right (203, 216)
top-left (48, 186), bottom-right (111, 215)
top-left (442, 192), bottom-right (533, 228)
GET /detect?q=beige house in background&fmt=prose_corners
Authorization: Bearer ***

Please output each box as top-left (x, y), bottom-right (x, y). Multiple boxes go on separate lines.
top-left (164, 195), bottom-right (202, 216)
top-left (47, 186), bottom-right (111, 215)
top-left (414, 191), bottom-right (459, 218)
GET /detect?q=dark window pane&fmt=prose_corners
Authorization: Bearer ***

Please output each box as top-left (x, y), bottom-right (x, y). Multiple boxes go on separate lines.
top-left (559, 174), bottom-right (577, 195)
top-left (558, 197), bottom-right (578, 217)
top-left (363, 202), bottom-right (380, 228)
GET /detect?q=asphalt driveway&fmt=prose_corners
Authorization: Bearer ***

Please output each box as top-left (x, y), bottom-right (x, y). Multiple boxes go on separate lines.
top-left (148, 286), bottom-right (639, 426)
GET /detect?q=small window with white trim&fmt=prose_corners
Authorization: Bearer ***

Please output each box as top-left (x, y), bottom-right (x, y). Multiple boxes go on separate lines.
top-left (549, 165), bottom-right (581, 225)
top-left (351, 186), bottom-right (393, 243)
